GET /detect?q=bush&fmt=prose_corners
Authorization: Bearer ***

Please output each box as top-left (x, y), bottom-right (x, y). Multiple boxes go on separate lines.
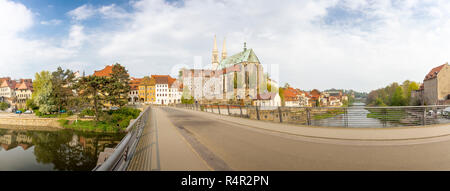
top-left (80, 109), bottom-right (95, 117)
top-left (0, 102), bottom-right (9, 111)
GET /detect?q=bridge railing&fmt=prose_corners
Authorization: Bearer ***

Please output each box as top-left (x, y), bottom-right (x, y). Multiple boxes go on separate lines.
top-left (93, 106), bottom-right (151, 171)
top-left (175, 104), bottom-right (450, 128)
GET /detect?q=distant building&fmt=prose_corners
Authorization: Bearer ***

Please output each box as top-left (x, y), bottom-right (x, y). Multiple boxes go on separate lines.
top-left (138, 76), bottom-right (156, 104)
top-left (181, 36), bottom-right (264, 104)
top-left (152, 75), bottom-right (181, 105)
top-left (0, 78), bottom-right (33, 109)
top-left (253, 92), bottom-right (281, 107)
top-left (423, 63), bottom-right (450, 105)
top-left (93, 65), bottom-right (114, 77)
top-left (129, 77), bottom-right (142, 104)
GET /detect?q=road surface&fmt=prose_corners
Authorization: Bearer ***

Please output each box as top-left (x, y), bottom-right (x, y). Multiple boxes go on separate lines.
top-left (154, 106), bottom-right (450, 170)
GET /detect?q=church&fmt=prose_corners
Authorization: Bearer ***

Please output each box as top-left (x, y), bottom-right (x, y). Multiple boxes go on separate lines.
top-left (181, 36), bottom-right (266, 104)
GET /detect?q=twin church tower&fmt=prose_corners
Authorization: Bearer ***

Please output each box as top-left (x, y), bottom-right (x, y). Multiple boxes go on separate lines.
top-left (211, 35), bottom-right (227, 70)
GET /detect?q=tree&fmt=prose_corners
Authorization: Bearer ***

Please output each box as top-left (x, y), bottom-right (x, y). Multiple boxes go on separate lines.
top-left (390, 86), bottom-right (407, 106)
top-left (0, 102), bottom-right (9, 111)
top-left (278, 87), bottom-right (285, 106)
top-left (106, 63), bottom-right (130, 107)
top-left (181, 87), bottom-right (194, 104)
top-left (366, 80), bottom-right (419, 106)
top-left (33, 71), bottom-right (56, 114)
top-left (75, 76), bottom-right (111, 121)
top-left (52, 67), bottom-right (76, 112)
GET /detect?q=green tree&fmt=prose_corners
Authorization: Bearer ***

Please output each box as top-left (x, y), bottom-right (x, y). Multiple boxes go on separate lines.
top-left (278, 87), bottom-right (285, 106)
top-left (52, 67), bottom-right (76, 113)
top-left (0, 102), bottom-right (9, 111)
top-left (181, 87), bottom-right (194, 104)
top-left (33, 71), bottom-right (57, 114)
top-left (106, 63), bottom-right (130, 107)
top-left (390, 86), bottom-right (407, 106)
top-left (75, 76), bottom-right (111, 121)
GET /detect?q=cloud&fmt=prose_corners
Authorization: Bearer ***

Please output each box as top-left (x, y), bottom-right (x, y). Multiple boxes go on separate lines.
top-left (4, 0), bottom-right (450, 92)
top-left (0, 0), bottom-right (33, 36)
top-left (67, 4), bottom-right (96, 21)
top-left (0, 0), bottom-right (74, 78)
top-left (40, 19), bottom-right (62, 25)
top-left (63, 25), bottom-right (86, 48)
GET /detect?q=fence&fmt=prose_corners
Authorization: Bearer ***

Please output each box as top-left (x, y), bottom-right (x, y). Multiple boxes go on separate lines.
top-left (176, 104), bottom-right (450, 128)
top-left (93, 106), bottom-right (151, 171)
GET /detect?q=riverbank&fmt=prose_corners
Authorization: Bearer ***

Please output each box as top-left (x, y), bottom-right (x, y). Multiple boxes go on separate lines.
top-left (0, 113), bottom-right (62, 128)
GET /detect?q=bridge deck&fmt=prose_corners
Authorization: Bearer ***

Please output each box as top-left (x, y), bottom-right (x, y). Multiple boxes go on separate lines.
top-left (127, 107), bottom-right (210, 171)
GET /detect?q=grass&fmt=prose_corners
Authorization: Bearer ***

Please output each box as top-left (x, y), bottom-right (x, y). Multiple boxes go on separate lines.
top-left (312, 109), bottom-right (345, 120)
top-left (58, 107), bottom-right (141, 133)
top-left (59, 119), bottom-right (123, 133)
top-left (366, 109), bottom-right (406, 122)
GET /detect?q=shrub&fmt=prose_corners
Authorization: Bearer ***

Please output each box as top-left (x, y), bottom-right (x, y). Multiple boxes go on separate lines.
top-left (0, 102), bottom-right (9, 111)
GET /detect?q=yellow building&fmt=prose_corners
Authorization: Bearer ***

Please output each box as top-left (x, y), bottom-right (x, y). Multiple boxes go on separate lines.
top-left (138, 76), bottom-right (156, 103)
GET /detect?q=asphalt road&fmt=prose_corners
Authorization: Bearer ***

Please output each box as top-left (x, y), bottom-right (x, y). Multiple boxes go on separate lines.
top-left (159, 107), bottom-right (450, 170)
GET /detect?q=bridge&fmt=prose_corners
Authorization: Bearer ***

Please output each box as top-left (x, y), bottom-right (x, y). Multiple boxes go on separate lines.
top-left (95, 105), bottom-right (450, 171)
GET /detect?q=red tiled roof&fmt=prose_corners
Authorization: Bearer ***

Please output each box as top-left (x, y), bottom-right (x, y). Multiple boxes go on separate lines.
top-left (129, 77), bottom-right (143, 90)
top-left (424, 63), bottom-right (448, 81)
top-left (283, 87), bottom-right (299, 101)
top-left (93, 65), bottom-right (113, 77)
top-left (151, 75), bottom-right (176, 86)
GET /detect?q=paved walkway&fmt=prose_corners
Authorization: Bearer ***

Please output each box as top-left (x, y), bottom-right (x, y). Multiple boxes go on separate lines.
top-left (127, 107), bottom-right (210, 171)
top-left (160, 107), bottom-right (450, 170)
top-left (171, 107), bottom-right (450, 144)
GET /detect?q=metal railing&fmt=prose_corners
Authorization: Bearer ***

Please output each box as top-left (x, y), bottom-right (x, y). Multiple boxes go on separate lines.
top-left (93, 106), bottom-right (151, 171)
top-left (176, 104), bottom-right (450, 128)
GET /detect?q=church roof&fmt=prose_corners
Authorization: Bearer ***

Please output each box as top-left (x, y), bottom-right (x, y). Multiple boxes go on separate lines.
top-left (218, 48), bottom-right (260, 69)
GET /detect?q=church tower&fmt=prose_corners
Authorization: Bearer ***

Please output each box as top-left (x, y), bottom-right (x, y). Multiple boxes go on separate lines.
top-left (212, 35), bottom-right (219, 70)
top-left (221, 37), bottom-right (227, 61)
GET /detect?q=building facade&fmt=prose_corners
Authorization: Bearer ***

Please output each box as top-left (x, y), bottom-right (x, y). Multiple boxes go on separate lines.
top-left (138, 76), bottom-right (156, 104)
top-left (423, 63), bottom-right (450, 105)
top-left (181, 37), bottom-right (265, 104)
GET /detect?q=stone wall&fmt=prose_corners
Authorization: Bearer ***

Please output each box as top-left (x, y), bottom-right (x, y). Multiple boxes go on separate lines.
top-left (0, 117), bottom-right (62, 128)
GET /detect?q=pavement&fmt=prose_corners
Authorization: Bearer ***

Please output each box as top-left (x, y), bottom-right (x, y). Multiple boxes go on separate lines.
top-left (127, 107), bottom-right (210, 171)
top-left (156, 106), bottom-right (450, 170)
top-left (125, 106), bottom-right (450, 170)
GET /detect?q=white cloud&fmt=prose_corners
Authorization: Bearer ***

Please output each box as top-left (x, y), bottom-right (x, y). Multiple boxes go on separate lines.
top-left (0, 0), bottom-right (75, 78)
top-left (63, 25), bottom-right (86, 48)
top-left (40, 19), bottom-right (62, 25)
top-left (0, 0), bottom-right (33, 36)
top-left (68, 4), bottom-right (96, 21)
top-left (4, 0), bottom-right (450, 92)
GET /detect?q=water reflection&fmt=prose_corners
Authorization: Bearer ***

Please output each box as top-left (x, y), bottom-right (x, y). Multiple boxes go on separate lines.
top-left (0, 128), bottom-right (124, 171)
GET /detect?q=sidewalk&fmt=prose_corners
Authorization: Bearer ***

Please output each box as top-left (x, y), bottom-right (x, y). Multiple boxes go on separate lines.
top-left (171, 107), bottom-right (450, 142)
top-left (127, 107), bottom-right (210, 171)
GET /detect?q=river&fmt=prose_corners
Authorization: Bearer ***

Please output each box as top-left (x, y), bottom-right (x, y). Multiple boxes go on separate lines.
top-left (311, 102), bottom-right (399, 128)
top-left (0, 127), bottom-right (124, 171)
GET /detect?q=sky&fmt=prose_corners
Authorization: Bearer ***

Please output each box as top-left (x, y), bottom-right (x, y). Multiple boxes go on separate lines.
top-left (1, 0), bottom-right (450, 92)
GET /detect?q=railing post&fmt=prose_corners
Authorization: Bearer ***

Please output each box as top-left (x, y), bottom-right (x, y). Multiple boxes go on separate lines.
top-left (306, 108), bottom-right (311, 125)
top-left (227, 105), bottom-right (231, 116)
top-left (423, 107), bottom-right (426, 126)
top-left (256, 105), bottom-right (260, 120)
top-left (239, 105), bottom-right (243, 118)
top-left (278, 106), bottom-right (283, 123)
top-left (344, 107), bottom-right (348, 127)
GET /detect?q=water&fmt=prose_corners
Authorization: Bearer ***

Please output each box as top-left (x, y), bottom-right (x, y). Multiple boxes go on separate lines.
top-left (311, 102), bottom-right (394, 128)
top-left (0, 127), bottom-right (125, 171)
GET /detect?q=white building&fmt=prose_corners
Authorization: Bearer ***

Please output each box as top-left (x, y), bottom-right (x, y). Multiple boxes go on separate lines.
top-left (153, 75), bottom-right (182, 105)
top-left (181, 37), bottom-right (264, 104)
top-left (253, 92), bottom-right (281, 108)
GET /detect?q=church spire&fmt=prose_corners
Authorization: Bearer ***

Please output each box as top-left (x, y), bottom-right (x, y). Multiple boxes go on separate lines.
top-left (221, 37), bottom-right (227, 61)
top-left (212, 35), bottom-right (219, 70)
